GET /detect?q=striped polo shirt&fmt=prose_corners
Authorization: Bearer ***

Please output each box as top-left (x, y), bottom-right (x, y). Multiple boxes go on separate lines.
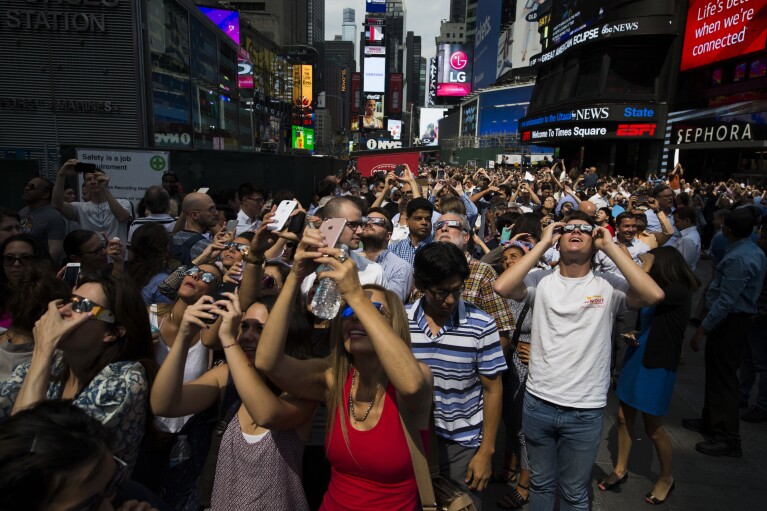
top-left (407, 298), bottom-right (507, 448)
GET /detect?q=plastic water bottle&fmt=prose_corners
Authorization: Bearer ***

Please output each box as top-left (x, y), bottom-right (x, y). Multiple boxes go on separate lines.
top-left (168, 434), bottom-right (191, 468)
top-left (310, 245), bottom-right (348, 320)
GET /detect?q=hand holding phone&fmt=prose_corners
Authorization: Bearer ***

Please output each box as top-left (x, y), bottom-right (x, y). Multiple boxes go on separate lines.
top-left (202, 282), bottom-right (239, 324)
top-left (268, 200), bottom-right (299, 231)
top-left (319, 218), bottom-right (347, 248)
top-left (225, 219), bottom-right (239, 233)
top-left (74, 162), bottom-right (97, 173)
top-left (63, 263), bottom-right (81, 288)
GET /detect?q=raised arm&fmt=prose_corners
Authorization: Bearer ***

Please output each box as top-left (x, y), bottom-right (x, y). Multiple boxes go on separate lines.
top-left (96, 174), bottom-right (132, 223)
top-left (216, 295), bottom-right (317, 430)
top-left (51, 160), bottom-right (78, 220)
top-left (255, 228), bottom-right (331, 403)
top-left (316, 248), bottom-right (433, 412)
top-left (495, 222), bottom-right (563, 301)
top-left (150, 297), bottom-right (222, 417)
top-left (593, 226), bottom-right (665, 308)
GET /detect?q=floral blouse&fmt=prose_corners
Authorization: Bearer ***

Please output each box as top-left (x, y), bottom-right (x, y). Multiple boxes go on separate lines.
top-left (0, 352), bottom-right (149, 470)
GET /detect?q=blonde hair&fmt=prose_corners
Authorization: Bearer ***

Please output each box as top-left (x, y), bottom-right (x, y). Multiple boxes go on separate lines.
top-left (325, 284), bottom-right (412, 456)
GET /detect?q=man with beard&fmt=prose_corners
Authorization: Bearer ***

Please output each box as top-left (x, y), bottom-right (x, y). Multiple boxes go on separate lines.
top-left (359, 208), bottom-right (413, 301)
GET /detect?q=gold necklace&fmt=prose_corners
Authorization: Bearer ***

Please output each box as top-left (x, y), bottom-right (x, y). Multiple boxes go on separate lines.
top-left (348, 369), bottom-right (379, 422)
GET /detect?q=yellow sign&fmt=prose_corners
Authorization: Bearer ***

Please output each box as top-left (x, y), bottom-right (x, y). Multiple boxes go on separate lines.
top-left (341, 68), bottom-right (347, 92)
top-left (301, 65), bottom-right (313, 102)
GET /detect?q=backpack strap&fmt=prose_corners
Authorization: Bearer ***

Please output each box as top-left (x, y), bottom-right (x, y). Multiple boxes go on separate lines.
top-left (511, 303), bottom-right (530, 345)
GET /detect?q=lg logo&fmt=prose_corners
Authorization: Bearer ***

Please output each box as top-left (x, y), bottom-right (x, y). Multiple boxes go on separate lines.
top-left (450, 51), bottom-right (468, 70)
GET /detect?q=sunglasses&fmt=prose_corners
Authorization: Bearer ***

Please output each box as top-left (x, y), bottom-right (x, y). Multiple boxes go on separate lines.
top-left (3, 254), bottom-right (36, 266)
top-left (184, 266), bottom-right (219, 284)
top-left (262, 274), bottom-right (276, 290)
top-left (562, 223), bottom-right (594, 234)
top-left (345, 220), bottom-right (366, 230)
top-left (70, 455), bottom-right (128, 511)
top-left (226, 242), bottom-right (250, 254)
top-left (24, 182), bottom-right (39, 190)
top-left (340, 301), bottom-right (386, 319)
top-left (434, 220), bottom-right (466, 232)
top-left (427, 284), bottom-right (464, 301)
top-left (364, 217), bottom-right (388, 228)
top-left (75, 241), bottom-right (107, 256)
top-left (67, 295), bottom-right (116, 323)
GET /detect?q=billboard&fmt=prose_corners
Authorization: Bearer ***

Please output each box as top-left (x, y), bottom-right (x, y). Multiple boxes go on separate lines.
top-left (437, 44), bottom-right (473, 97)
top-left (363, 57), bottom-right (386, 92)
top-left (497, 26), bottom-right (513, 79)
top-left (547, 0), bottom-right (607, 48)
top-left (352, 92), bottom-right (385, 131)
top-left (198, 7), bottom-right (240, 45)
top-left (461, 99), bottom-right (478, 137)
top-left (388, 73), bottom-right (403, 113)
top-left (478, 85), bottom-right (534, 136)
top-left (473, 0), bottom-right (501, 89)
top-left (366, 0), bottom-right (386, 14)
top-left (356, 151), bottom-right (421, 177)
top-left (419, 107), bottom-right (447, 146)
top-left (291, 126), bottom-right (315, 150)
top-left (681, 0), bottom-right (767, 71)
top-left (511, 0), bottom-right (544, 69)
top-left (292, 65), bottom-right (313, 127)
top-left (387, 119), bottom-right (402, 140)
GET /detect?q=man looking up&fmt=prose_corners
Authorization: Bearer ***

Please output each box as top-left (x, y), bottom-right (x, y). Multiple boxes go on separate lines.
top-left (432, 212), bottom-right (514, 351)
top-left (52, 159), bottom-right (133, 241)
top-left (171, 192), bottom-right (219, 264)
top-left (409, 242), bottom-right (507, 509)
top-left (359, 208), bottom-right (413, 302)
top-left (19, 177), bottom-right (65, 261)
top-left (647, 185), bottom-right (679, 246)
top-left (390, 197), bottom-right (434, 266)
top-left (494, 212), bottom-right (664, 511)
top-left (594, 212), bottom-right (650, 274)
top-left (235, 182), bottom-right (269, 235)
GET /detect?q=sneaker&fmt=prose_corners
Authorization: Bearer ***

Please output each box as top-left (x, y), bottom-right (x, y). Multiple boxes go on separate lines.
top-left (695, 439), bottom-right (743, 457)
top-left (741, 406), bottom-right (767, 423)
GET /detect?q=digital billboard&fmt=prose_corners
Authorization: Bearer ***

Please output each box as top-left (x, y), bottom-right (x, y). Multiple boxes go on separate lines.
top-left (366, 0), bottom-right (386, 14)
top-left (292, 65), bottom-right (313, 127)
top-left (437, 44), bottom-right (473, 97)
top-left (352, 92), bottom-right (385, 131)
top-left (387, 119), bottom-right (402, 140)
top-left (511, 0), bottom-right (544, 69)
top-left (497, 27), bottom-right (513, 79)
top-left (681, 0), bottom-right (767, 71)
top-left (198, 7), bottom-right (240, 45)
top-left (547, 1), bottom-right (607, 48)
top-left (419, 107), bottom-right (447, 146)
top-left (473, 0), bottom-right (501, 89)
top-left (478, 85), bottom-right (534, 136)
top-left (363, 57), bottom-right (386, 92)
top-left (291, 126), bottom-right (315, 150)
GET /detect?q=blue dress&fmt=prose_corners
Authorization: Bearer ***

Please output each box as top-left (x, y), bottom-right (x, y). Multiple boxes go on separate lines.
top-left (615, 306), bottom-right (677, 416)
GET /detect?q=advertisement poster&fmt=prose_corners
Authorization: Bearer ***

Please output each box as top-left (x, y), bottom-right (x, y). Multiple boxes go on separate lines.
top-left (352, 92), bottom-right (385, 130)
top-left (437, 44), bottom-right (473, 97)
top-left (356, 151), bottom-right (421, 177)
top-left (291, 126), bottom-right (315, 150)
top-left (512, 0), bottom-right (545, 69)
top-left (363, 57), bottom-right (386, 92)
top-left (198, 7), bottom-right (240, 45)
top-left (419, 108), bottom-right (447, 146)
top-left (76, 148), bottom-right (170, 206)
top-left (497, 26), bottom-right (514, 79)
top-left (681, 0), bottom-right (767, 71)
top-left (473, 0), bottom-right (502, 89)
top-left (388, 119), bottom-right (403, 140)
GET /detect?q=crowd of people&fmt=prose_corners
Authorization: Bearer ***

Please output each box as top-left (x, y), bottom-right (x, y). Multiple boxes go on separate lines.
top-left (0, 157), bottom-right (765, 511)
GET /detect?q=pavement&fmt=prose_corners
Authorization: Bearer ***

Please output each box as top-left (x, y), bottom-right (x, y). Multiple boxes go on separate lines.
top-left (480, 259), bottom-right (767, 511)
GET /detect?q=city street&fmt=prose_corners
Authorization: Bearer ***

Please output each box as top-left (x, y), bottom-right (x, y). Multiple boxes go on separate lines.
top-left (484, 259), bottom-right (767, 511)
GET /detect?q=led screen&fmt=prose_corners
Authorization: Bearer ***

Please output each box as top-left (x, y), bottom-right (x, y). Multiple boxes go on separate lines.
top-left (198, 7), bottom-right (240, 45)
top-left (363, 57), bottom-right (386, 92)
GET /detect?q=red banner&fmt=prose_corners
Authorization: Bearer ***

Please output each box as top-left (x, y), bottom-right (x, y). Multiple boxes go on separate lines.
top-left (356, 151), bottom-right (421, 178)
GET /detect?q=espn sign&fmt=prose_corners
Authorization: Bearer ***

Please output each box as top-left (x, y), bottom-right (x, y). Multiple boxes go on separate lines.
top-left (616, 123), bottom-right (656, 137)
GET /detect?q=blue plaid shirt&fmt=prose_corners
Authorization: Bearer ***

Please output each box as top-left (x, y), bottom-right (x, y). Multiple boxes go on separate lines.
top-left (389, 234), bottom-right (434, 267)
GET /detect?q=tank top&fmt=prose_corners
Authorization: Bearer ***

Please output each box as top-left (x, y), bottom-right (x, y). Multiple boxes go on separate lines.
top-left (207, 412), bottom-right (308, 510)
top-left (320, 372), bottom-right (421, 511)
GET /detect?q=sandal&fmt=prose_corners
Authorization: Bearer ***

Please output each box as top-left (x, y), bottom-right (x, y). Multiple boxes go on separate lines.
top-left (597, 472), bottom-right (628, 491)
top-left (496, 484), bottom-right (530, 510)
top-left (492, 466), bottom-right (518, 485)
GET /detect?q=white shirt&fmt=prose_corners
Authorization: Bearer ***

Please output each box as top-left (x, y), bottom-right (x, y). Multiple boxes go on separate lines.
top-left (71, 199), bottom-right (133, 241)
top-left (589, 194), bottom-right (609, 210)
top-left (675, 226), bottom-right (701, 271)
top-left (300, 250), bottom-right (384, 301)
top-left (594, 237), bottom-right (650, 275)
top-left (523, 268), bottom-right (629, 408)
top-left (234, 209), bottom-right (259, 236)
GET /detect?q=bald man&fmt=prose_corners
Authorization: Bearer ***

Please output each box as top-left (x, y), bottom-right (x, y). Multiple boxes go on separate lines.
top-left (579, 200), bottom-right (596, 218)
top-left (171, 192), bottom-right (219, 263)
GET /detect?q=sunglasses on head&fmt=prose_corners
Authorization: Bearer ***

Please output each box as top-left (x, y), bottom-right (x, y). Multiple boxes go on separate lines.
top-left (434, 220), bottom-right (466, 232)
top-left (340, 302), bottom-right (386, 319)
top-left (67, 295), bottom-right (116, 323)
top-left (562, 223), bottom-right (594, 234)
top-left (184, 266), bottom-right (219, 284)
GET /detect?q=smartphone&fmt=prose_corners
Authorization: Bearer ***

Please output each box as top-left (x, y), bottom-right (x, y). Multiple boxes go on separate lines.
top-left (74, 162), bottom-right (97, 173)
top-left (63, 262), bottom-right (81, 288)
top-left (500, 227), bottom-right (512, 243)
top-left (267, 200), bottom-right (299, 231)
top-left (319, 218), bottom-right (347, 248)
top-left (202, 281), bottom-right (239, 324)
top-left (287, 210), bottom-right (307, 235)
top-left (436, 169), bottom-right (446, 180)
top-left (197, 187), bottom-right (210, 194)
top-left (394, 164), bottom-right (405, 177)
top-left (225, 219), bottom-right (238, 233)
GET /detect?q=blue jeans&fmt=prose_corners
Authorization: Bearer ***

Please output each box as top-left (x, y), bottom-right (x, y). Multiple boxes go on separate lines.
top-left (522, 391), bottom-right (604, 511)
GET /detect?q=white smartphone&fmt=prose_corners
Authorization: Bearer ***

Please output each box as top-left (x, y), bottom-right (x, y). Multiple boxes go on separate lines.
top-left (63, 262), bottom-right (81, 288)
top-left (225, 219), bottom-right (238, 232)
top-left (267, 200), bottom-right (298, 231)
top-left (197, 187), bottom-right (210, 194)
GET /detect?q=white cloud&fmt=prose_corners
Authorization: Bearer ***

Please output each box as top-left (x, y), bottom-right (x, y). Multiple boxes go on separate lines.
top-left (324, 0), bottom-right (448, 63)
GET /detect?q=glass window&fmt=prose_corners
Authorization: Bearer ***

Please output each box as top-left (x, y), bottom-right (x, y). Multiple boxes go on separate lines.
top-left (605, 48), bottom-right (659, 96)
top-left (190, 17), bottom-right (217, 85)
top-left (733, 62), bottom-right (747, 82)
top-left (711, 67), bottom-right (723, 86)
top-left (147, 0), bottom-right (189, 76)
top-left (750, 59), bottom-right (766, 78)
top-left (574, 58), bottom-right (602, 99)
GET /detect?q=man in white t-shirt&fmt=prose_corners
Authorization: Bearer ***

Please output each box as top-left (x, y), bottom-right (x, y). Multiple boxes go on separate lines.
top-left (494, 212), bottom-right (664, 511)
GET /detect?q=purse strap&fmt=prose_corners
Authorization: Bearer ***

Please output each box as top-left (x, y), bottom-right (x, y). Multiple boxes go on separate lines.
top-left (398, 394), bottom-right (438, 511)
top-left (511, 303), bottom-right (530, 345)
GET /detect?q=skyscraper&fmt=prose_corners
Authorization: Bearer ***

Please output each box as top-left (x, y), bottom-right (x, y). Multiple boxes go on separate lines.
top-left (342, 8), bottom-right (357, 70)
top-left (307, 0), bottom-right (325, 47)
